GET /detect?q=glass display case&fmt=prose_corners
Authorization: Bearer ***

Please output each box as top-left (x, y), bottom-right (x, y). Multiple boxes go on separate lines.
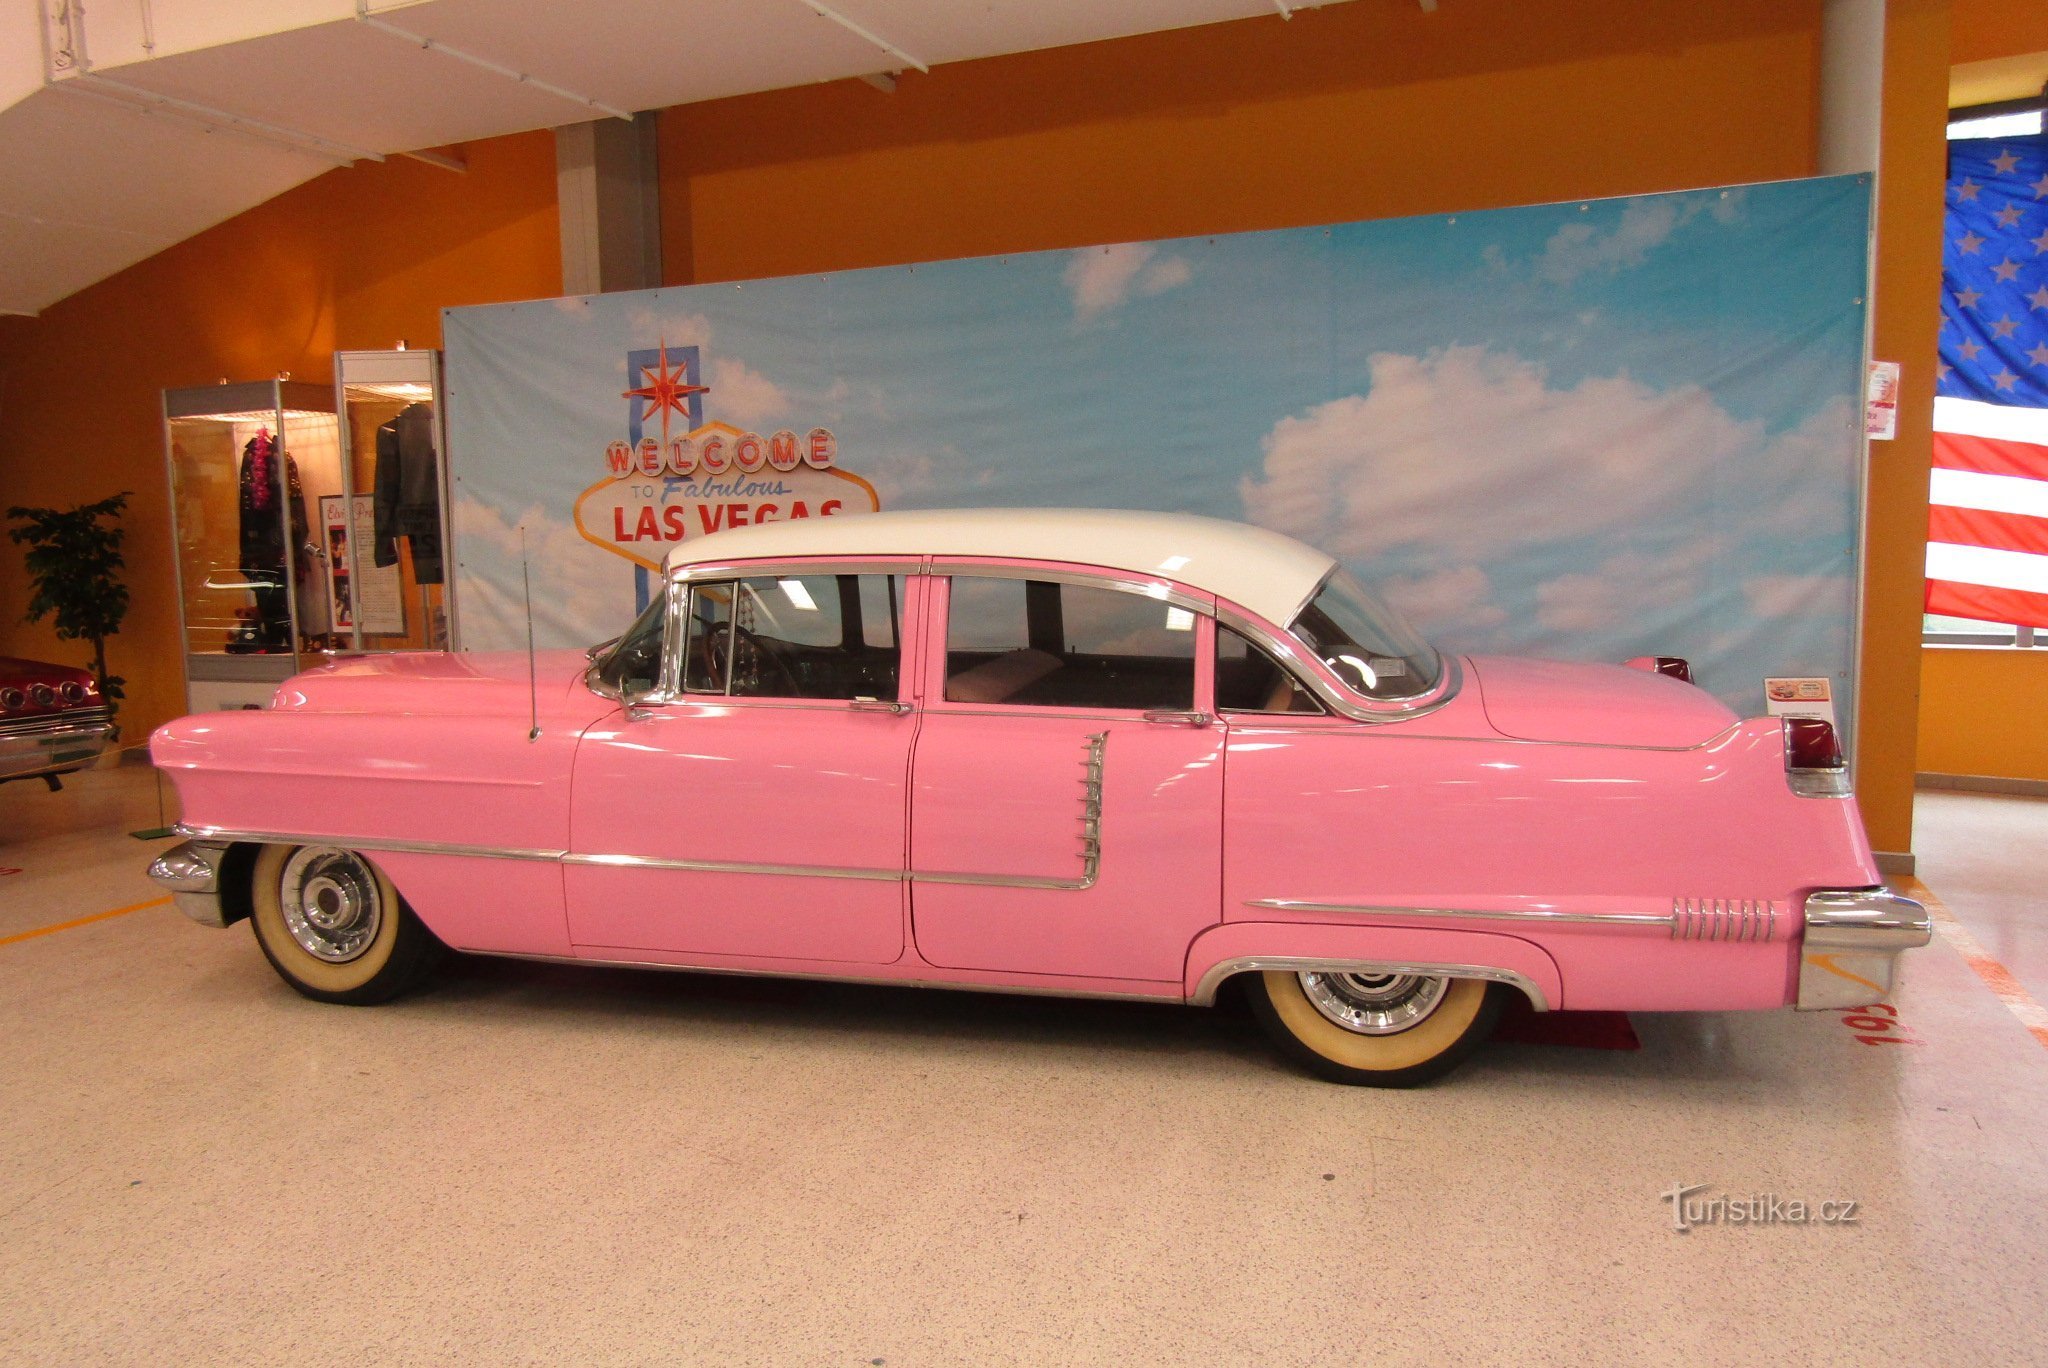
top-left (331, 349), bottom-right (453, 654)
top-left (162, 381), bottom-right (341, 711)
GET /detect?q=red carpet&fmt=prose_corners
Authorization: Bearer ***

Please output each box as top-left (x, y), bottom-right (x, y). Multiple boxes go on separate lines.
top-left (1493, 994), bottom-right (1641, 1050)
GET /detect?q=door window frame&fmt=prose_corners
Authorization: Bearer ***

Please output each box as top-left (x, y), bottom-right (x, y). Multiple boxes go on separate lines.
top-left (921, 558), bottom-right (1218, 720)
top-left (641, 558), bottom-right (926, 710)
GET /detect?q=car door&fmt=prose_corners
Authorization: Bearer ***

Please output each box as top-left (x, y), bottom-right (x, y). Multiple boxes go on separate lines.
top-left (566, 565), bottom-right (921, 964)
top-left (907, 567), bottom-right (1226, 984)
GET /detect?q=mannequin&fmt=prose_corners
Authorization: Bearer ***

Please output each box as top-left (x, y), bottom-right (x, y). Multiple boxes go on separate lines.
top-left (373, 402), bottom-right (443, 584)
top-left (237, 429), bottom-right (310, 652)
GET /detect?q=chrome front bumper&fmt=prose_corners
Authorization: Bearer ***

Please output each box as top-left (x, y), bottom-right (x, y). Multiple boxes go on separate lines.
top-left (1796, 888), bottom-right (1933, 1010)
top-left (147, 839), bottom-right (233, 928)
top-left (0, 718), bottom-right (113, 783)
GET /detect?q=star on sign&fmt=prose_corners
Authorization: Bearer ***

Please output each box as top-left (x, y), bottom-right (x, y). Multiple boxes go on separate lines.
top-left (2028, 341), bottom-right (2048, 369)
top-left (1991, 149), bottom-right (2021, 175)
top-left (2035, 172), bottom-right (2048, 198)
top-left (1956, 178), bottom-right (1982, 202)
top-left (1959, 337), bottom-right (1984, 360)
top-left (620, 341), bottom-right (710, 444)
top-left (1994, 205), bottom-right (2024, 229)
top-left (2033, 227), bottom-right (2048, 254)
top-left (1991, 316), bottom-right (2020, 338)
top-left (1956, 287), bottom-right (1984, 310)
top-left (2031, 284), bottom-right (2048, 311)
top-left (1957, 231), bottom-right (1985, 254)
top-left (1993, 259), bottom-right (2022, 282)
top-left (1992, 368), bottom-right (2020, 391)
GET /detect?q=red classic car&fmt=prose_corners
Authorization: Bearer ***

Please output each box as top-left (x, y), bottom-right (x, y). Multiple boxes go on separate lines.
top-left (0, 655), bottom-right (114, 789)
top-left (147, 510), bottom-right (1929, 1086)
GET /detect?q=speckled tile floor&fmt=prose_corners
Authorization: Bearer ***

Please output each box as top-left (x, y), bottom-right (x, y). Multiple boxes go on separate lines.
top-left (3, 768), bottom-right (2045, 1366)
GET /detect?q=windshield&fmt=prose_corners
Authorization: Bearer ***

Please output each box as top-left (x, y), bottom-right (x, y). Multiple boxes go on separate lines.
top-left (1289, 570), bottom-right (1442, 702)
top-left (592, 593), bottom-right (667, 697)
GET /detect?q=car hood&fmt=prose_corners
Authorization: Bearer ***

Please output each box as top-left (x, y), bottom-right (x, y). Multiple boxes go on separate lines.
top-left (1465, 654), bottom-right (1739, 749)
top-left (272, 650), bottom-right (602, 719)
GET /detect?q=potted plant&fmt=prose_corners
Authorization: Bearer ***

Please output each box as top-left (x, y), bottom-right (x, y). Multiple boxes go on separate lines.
top-left (7, 492), bottom-right (133, 739)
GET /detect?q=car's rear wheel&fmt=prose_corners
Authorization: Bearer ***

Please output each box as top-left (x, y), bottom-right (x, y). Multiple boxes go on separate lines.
top-left (247, 844), bottom-right (443, 1005)
top-left (1247, 968), bottom-right (1504, 1087)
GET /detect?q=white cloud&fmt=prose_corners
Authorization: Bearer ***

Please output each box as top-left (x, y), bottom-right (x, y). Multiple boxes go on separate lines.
top-left (1379, 566), bottom-right (1509, 636)
top-left (1535, 199), bottom-right (1685, 285)
top-left (452, 496), bottom-right (639, 652)
top-left (1065, 243), bottom-right (1192, 325)
top-left (1534, 540), bottom-right (1723, 635)
top-left (705, 357), bottom-right (790, 427)
top-left (1741, 573), bottom-right (1855, 619)
top-left (1240, 345), bottom-right (1770, 562)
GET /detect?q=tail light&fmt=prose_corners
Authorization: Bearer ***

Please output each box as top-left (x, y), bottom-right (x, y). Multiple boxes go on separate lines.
top-left (0, 687), bottom-right (21, 711)
top-left (29, 684), bottom-right (54, 707)
top-left (1785, 718), bottom-right (1850, 797)
top-left (1652, 657), bottom-right (1692, 683)
top-left (59, 681), bottom-right (86, 704)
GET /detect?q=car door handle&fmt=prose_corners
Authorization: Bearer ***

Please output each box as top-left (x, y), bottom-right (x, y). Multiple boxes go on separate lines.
top-left (850, 699), bottom-right (913, 714)
top-left (1143, 709), bottom-right (1213, 727)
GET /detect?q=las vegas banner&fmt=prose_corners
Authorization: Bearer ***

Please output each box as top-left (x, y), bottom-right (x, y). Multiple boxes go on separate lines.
top-left (444, 174), bottom-right (1872, 723)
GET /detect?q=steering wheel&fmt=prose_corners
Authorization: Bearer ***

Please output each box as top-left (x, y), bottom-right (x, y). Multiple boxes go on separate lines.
top-left (707, 624), bottom-right (802, 697)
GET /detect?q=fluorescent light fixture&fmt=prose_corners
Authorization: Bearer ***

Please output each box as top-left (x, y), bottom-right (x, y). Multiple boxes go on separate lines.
top-left (778, 579), bottom-right (819, 611)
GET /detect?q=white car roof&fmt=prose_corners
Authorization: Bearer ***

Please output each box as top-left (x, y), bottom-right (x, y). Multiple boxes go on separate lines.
top-left (663, 508), bottom-right (1337, 627)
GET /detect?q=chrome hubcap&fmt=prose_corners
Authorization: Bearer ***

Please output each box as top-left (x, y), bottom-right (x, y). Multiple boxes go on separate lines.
top-left (279, 848), bottom-right (382, 963)
top-left (1298, 970), bottom-right (1450, 1035)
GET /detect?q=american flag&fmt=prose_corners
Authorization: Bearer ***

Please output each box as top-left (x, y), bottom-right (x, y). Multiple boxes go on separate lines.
top-left (1931, 133), bottom-right (2048, 629)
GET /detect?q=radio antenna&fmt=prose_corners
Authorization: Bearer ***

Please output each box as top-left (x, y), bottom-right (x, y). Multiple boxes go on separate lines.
top-left (521, 527), bottom-right (541, 742)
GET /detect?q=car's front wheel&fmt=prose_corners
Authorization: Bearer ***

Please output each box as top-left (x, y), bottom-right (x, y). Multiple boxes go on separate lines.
top-left (247, 844), bottom-right (444, 1005)
top-left (1247, 968), bottom-right (1504, 1087)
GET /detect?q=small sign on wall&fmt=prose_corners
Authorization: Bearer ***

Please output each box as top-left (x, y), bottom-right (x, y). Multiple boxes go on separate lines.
top-left (1865, 361), bottom-right (1900, 441)
top-left (1765, 677), bottom-right (1837, 727)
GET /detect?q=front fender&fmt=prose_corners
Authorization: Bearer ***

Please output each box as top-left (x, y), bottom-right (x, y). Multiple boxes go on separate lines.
top-left (1184, 920), bottom-right (1563, 1010)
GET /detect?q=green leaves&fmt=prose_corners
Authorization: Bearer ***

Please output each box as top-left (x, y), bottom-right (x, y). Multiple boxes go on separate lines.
top-left (7, 492), bottom-right (132, 731)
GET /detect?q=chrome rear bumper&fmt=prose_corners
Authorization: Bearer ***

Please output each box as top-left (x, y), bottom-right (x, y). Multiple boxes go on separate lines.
top-left (1796, 888), bottom-right (1932, 1010)
top-left (147, 839), bottom-right (233, 928)
top-left (0, 718), bottom-right (113, 784)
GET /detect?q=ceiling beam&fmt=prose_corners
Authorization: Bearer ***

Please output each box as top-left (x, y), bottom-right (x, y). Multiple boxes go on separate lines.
top-left (354, 1), bottom-right (635, 122)
top-left (801, 2), bottom-right (928, 74)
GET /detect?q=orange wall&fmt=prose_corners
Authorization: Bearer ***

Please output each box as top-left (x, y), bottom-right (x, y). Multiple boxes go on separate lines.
top-left (0, 132), bottom-right (559, 743)
top-left (1950, 0), bottom-right (2048, 64)
top-left (1920, 648), bottom-right (2048, 780)
top-left (662, 0), bottom-right (1824, 284)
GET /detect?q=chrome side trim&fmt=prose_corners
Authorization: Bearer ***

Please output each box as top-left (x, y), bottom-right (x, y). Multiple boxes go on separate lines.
top-left (911, 730), bottom-right (1108, 891)
top-left (563, 851), bottom-right (901, 882)
top-left (175, 824), bottom-right (566, 863)
top-left (1191, 955), bottom-right (1549, 1010)
top-left (1671, 898), bottom-right (1779, 942)
top-left (1244, 897), bottom-right (1672, 929)
top-left (670, 558), bottom-right (925, 585)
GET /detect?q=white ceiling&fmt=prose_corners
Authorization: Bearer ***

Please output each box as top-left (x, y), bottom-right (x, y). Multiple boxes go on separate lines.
top-left (0, 0), bottom-right (1357, 316)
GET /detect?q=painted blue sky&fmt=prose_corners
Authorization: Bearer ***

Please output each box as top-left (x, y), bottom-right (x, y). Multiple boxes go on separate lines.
top-left (448, 174), bottom-right (1871, 720)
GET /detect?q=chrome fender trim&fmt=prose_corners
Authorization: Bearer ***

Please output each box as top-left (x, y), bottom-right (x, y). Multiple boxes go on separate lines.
top-left (1190, 955), bottom-right (1549, 1011)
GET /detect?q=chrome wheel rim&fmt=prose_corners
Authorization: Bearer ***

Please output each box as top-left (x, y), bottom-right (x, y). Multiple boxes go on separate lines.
top-left (1298, 970), bottom-right (1450, 1035)
top-left (279, 847), bottom-right (382, 963)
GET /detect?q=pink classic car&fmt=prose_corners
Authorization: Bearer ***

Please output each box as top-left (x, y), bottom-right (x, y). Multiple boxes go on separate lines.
top-left (147, 510), bottom-right (1929, 1085)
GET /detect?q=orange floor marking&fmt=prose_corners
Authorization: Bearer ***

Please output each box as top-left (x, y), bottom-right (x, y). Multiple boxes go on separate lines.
top-left (1902, 876), bottom-right (2048, 1051)
top-left (0, 895), bottom-right (173, 948)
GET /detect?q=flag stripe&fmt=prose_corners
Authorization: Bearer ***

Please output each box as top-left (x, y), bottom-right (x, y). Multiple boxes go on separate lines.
top-left (1927, 467), bottom-right (2048, 519)
top-left (1932, 430), bottom-right (2048, 480)
top-left (1926, 541), bottom-right (2048, 594)
top-left (1926, 578), bottom-right (2048, 628)
top-left (1933, 396), bottom-right (2048, 444)
top-left (1927, 505), bottom-right (2048, 557)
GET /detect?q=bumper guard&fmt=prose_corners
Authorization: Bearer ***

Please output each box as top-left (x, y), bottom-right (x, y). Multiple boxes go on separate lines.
top-left (1796, 888), bottom-right (1932, 1010)
top-left (147, 839), bottom-right (234, 928)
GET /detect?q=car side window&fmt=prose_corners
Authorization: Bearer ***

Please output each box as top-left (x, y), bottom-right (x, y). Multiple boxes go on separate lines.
top-left (594, 593), bottom-right (668, 697)
top-left (1216, 624), bottom-right (1323, 714)
top-left (944, 577), bottom-right (1196, 710)
top-left (684, 574), bottom-right (903, 701)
